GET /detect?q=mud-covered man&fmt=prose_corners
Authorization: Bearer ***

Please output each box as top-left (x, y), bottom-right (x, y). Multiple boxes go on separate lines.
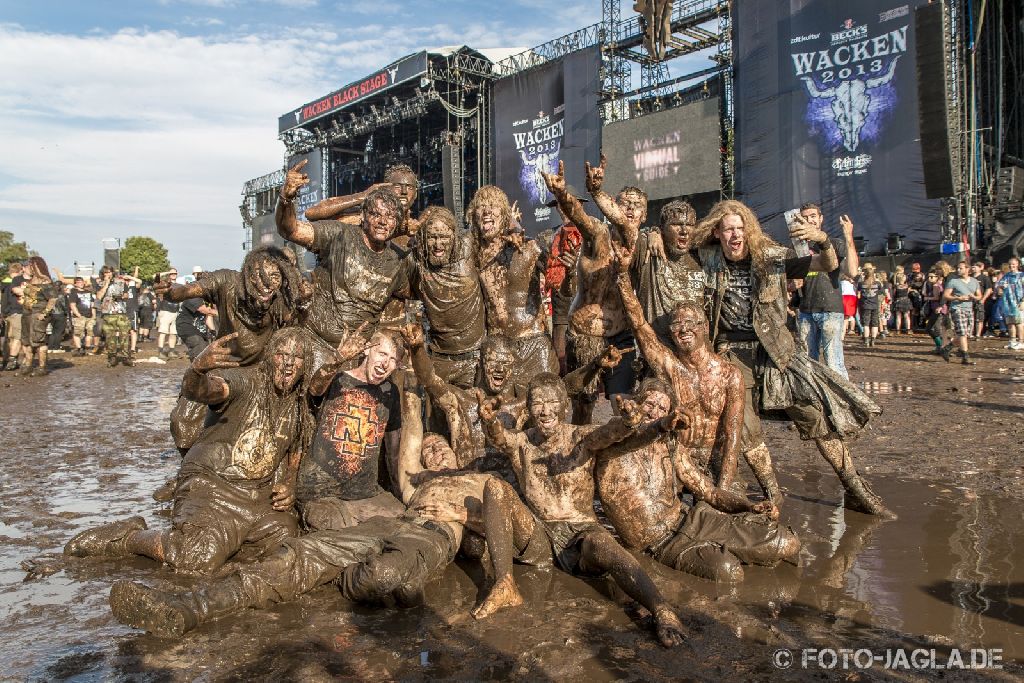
top-left (405, 206), bottom-right (486, 389)
top-left (473, 373), bottom-right (686, 647)
top-left (305, 163), bottom-right (421, 241)
top-left (107, 390), bottom-right (502, 638)
top-left (277, 160), bottom-right (410, 369)
top-left (295, 329), bottom-right (408, 532)
top-left (65, 328), bottom-right (322, 573)
top-left (468, 185), bottom-right (557, 385)
top-left (693, 200), bottom-right (890, 517)
top-left (542, 155), bottom-right (646, 423)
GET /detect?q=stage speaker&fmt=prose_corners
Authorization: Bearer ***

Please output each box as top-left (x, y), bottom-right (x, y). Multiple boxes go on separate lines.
top-left (915, 1), bottom-right (960, 199)
top-left (988, 225), bottom-right (1024, 265)
top-left (997, 166), bottom-right (1024, 202)
top-left (442, 143), bottom-right (464, 224)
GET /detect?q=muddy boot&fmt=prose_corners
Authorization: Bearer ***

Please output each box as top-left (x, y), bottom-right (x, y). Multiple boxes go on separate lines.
top-left (107, 355), bottom-right (118, 367)
top-left (111, 573), bottom-right (251, 637)
top-left (814, 435), bottom-right (896, 519)
top-left (940, 343), bottom-right (953, 362)
top-left (743, 443), bottom-right (783, 507)
top-left (152, 477), bottom-right (177, 502)
top-left (961, 353), bottom-right (976, 366)
top-left (123, 353), bottom-right (135, 368)
top-left (64, 516), bottom-right (147, 557)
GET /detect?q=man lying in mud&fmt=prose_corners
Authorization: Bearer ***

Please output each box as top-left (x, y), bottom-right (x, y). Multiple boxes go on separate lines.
top-left (468, 185), bottom-right (558, 385)
top-left (404, 206), bottom-right (486, 389)
top-left (65, 328), bottom-right (321, 574)
top-left (542, 156), bottom-right (647, 423)
top-left (106, 390), bottom-right (500, 638)
top-left (295, 329), bottom-right (408, 532)
top-left (473, 373), bottom-right (687, 647)
top-left (276, 160), bottom-right (410, 370)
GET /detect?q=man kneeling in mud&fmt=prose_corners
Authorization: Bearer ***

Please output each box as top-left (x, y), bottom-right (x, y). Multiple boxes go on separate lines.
top-left (107, 390), bottom-right (499, 637)
top-left (474, 373), bottom-right (687, 648)
top-left (65, 328), bottom-right (319, 573)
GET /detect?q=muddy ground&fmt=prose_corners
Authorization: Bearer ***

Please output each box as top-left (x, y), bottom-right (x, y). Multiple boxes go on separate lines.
top-left (1, 334), bottom-right (1022, 681)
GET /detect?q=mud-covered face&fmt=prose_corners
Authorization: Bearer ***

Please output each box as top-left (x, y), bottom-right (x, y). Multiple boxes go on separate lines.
top-left (247, 261), bottom-right (282, 309)
top-left (714, 213), bottom-right (748, 262)
top-left (364, 198), bottom-right (399, 247)
top-left (387, 171), bottom-right (418, 212)
top-left (421, 435), bottom-right (458, 471)
top-left (799, 207), bottom-right (822, 229)
top-left (270, 338), bottom-right (304, 393)
top-left (661, 219), bottom-right (694, 257)
top-left (529, 385), bottom-right (565, 438)
top-left (472, 199), bottom-right (506, 242)
top-left (639, 390), bottom-right (671, 421)
top-left (615, 191), bottom-right (647, 226)
top-left (425, 220), bottom-right (456, 267)
top-left (670, 308), bottom-right (708, 354)
top-left (362, 336), bottom-right (399, 385)
top-left (481, 347), bottom-right (513, 394)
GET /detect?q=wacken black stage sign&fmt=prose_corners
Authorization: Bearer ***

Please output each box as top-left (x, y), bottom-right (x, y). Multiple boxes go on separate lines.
top-left (734, 0), bottom-right (941, 254)
top-left (278, 52), bottom-right (429, 134)
top-left (493, 47), bottom-right (602, 237)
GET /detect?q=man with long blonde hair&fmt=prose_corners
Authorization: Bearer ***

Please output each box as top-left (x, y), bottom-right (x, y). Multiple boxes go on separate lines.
top-left (692, 200), bottom-right (893, 519)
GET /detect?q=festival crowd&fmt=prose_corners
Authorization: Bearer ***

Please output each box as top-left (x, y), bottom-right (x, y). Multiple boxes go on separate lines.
top-left (3, 153), bottom-right (1020, 646)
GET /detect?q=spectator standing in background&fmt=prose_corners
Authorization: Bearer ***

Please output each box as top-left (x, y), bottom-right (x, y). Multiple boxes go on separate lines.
top-left (892, 272), bottom-right (913, 334)
top-left (996, 257), bottom-right (1024, 350)
top-left (907, 262), bottom-right (927, 329)
top-left (17, 256), bottom-right (59, 376)
top-left (68, 276), bottom-right (96, 356)
top-left (155, 268), bottom-right (182, 359)
top-left (856, 264), bottom-right (883, 347)
top-left (2, 262), bottom-right (26, 371)
top-left (942, 260), bottom-right (981, 364)
top-left (137, 286), bottom-right (155, 342)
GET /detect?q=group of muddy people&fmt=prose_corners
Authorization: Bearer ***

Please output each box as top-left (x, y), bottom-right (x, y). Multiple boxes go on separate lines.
top-left (63, 153), bottom-right (895, 648)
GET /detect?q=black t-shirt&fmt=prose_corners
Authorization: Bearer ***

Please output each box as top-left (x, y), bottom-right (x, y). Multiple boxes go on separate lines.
top-left (69, 287), bottom-right (95, 317)
top-left (158, 296), bottom-right (180, 314)
top-left (176, 297), bottom-right (210, 338)
top-left (976, 272), bottom-right (993, 296)
top-left (798, 237), bottom-right (848, 314)
top-left (1, 275), bottom-right (26, 316)
top-left (857, 281), bottom-right (884, 309)
top-left (297, 372), bottom-right (401, 502)
top-left (719, 255), bottom-right (811, 340)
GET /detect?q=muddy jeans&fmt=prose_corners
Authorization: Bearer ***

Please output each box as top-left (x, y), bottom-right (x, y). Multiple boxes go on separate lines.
top-left (509, 332), bottom-right (558, 387)
top-left (102, 314), bottom-right (130, 358)
top-left (797, 312), bottom-right (847, 379)
top-left (234, 516), bottom-right (457, 606)
top-left (298, 489), bottom-right (406, 533)
top-left (163, 465), bottom-right (299, 573)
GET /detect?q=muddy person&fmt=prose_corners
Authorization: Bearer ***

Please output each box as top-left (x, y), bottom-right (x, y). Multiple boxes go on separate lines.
top-left (468, 185), bottom-right (558, 386)
top-left (95, 265), bottom-right (133, 367)
top-left (277, 159), bottom-right (410, 371)
top-left (942, 260), bottom-right (982, 365)
top-left (107, 390), bottom-right (500, 638)
top-left (692, 200), bottom-right (891, 518)
top-left (473, 374), bottom-right (686, 647)
top-left (404, 206), bottom-right (486, 389)
top-left (14, 256), bottom-right (59, 376)
top-left (65, 328), bottom-right (326, 573)
top-left (295, 329), bottom-right (408, 532)
top-left (2, 262), bottom-right (26, 371)
top-left (542, 156), bottom-right (644, 424)
top-left (305, 163), bottom-right (421, 240)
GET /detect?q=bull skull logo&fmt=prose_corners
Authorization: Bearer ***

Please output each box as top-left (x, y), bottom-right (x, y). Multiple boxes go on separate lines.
top-left (801, 57), bottom-right (899, 152)
top-left (519, 148), bottom-right (560, 205)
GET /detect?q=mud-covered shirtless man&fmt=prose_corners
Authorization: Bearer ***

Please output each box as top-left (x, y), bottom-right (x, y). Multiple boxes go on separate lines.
top-left (65, 328), bottom-right (322, 574)
top-left (542, 155), bottom-right (647, 423)
top-left (468, 185), bottom-right (558, 385)
top-left (107, 390), bottom-right (503, 637)
top-left (276, 160), bottom-right (410, 370)
top-left (472, 373), bottom-right (686, 648)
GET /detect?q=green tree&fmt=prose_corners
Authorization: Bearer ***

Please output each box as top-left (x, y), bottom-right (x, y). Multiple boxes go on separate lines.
top-left (0, 231), bottom-right (31, 280)
top-left (119, 236), bottom-right (170, 282)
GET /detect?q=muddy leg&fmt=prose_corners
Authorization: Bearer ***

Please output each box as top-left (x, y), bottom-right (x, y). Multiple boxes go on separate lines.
top-left (472, 479), bottom-right (535, 619)
top-left (815, 434), bottom-right (896, 519)
top-left (123, 529), bottom-right (169, 563)
top-left (571, 396), bottom-right (595, 425)
top-left (743, 443), bottom-right (783, 506)
top-left (578, 529), bottom-right (685, 647)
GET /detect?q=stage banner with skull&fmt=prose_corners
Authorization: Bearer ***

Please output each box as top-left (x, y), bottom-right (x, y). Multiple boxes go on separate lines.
top-left (493, 47), bottom-right (601, 237)
top-left (734, 0), bottom-right (941, 254)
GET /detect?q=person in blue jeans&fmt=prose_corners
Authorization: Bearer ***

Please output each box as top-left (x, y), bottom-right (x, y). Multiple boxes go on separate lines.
top-left (795, 203), bottom-right (858, 379)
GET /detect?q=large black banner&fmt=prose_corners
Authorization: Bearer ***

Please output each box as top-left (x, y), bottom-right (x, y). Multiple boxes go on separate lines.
top-left (734, 0), bottom-right (941, 254)
top-left (286, 148), bottom-right (323, 223)
top-left (493, 48), bottom-right (601, 236)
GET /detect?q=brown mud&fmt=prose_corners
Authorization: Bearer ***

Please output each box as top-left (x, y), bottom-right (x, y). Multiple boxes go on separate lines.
top-left (1, 335), bottom-right (1022, 680)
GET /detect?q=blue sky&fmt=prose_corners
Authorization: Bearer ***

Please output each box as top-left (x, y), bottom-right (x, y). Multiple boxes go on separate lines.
top-left (0, 0), bottom-right (604, 274)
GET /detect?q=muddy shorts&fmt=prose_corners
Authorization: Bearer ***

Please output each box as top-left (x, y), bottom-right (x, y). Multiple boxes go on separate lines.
top-left (517, 517), bottom-right (606, 575)
top-left (950, 307), bottom-right (974, 337)
top-left (4, 313), bottom-right (21, 340)
top-left (20, 312), bottom-right (49, 348)
top-left (429, 348), bottom-right (479, 390)
top-left (164, 466), bottom-right (299, 573)
top-left (72, 316), bottom-right (92, 338)
top-left (650, 502), bottom-right (798, 581)
top-left (566, 329), bottom-right (637, 399)
top-left (509, 332), bottom-right (558, 386)
top-left (859, 307), bottom-right (880, 328)
top-left (298, 490), bottom-right (406, 533)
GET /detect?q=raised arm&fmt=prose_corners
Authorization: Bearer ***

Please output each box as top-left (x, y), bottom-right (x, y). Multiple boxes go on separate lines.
top-left (276, 160), bottom-right (315, 249)
top-left (839, 215), bottom-right (859, 279)
top-left (711, 366), bottom-right (744, 487)
top-left (181, 333), bottom-right (241, 404)
top-left (477, 389), bottom-right (520, 459)
top-left (790, 215), bottom-right (838, 273)
top-left (586, 153), bottom-right (631, 241)
top-left (157, 279), bottom-right (206, 303)
top-left (563, 345), bottom-right (623, 397)
top-left (309, 322), bottom-right (371, 396)
top-left (542, 160), bottom-right (604, 243)
top-left (396, 388), bottom-right (425, 505)
top-left (612, 243), bottom-right (674, 376)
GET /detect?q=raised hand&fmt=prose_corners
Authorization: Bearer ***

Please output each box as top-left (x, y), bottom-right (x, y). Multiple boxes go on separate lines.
top-left (839, 214), bottom-right (854, 237)
top-left (789, 213), bottom-right (827, 245)
top-left (599, 345), bottom-right (624, 370)
top-left (399, 314), bottom-right (425, 349)
top-left (610, 241), bottom-right (634, 277)
top-left (192, 332), bottom-right (242, 373)
top-left (659, 405), bottom-right (691, 433)
top-left (336, 321), bottom-right (371, 362)
top-left (557, 241), bottom-right (581, 271)
top-left (281, 159), bottom-right (310, 202)
top-left (475, 388), bottom-right (502, 422)
top-left (752, 500), bottom-right (780, 521)
top-left (585, 152), bottom-right (607, 194)
top-left (541, 160), bottom-right (567, 196)
top-left (615, 395), bottom-right (645, 428)
top-left (646, 230), bottom-right (666, 262)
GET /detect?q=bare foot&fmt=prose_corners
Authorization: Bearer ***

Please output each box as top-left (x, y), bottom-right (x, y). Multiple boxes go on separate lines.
top-left (654, 605), bottom-right (686, 647)
top-left (471, 574), bottom-right (523, 619)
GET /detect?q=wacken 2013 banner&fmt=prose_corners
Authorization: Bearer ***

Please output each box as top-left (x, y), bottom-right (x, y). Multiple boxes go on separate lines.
top-left (493, 48), bottom-right (601, 237)
top-left (734, 0), bottom-right (941, 254)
